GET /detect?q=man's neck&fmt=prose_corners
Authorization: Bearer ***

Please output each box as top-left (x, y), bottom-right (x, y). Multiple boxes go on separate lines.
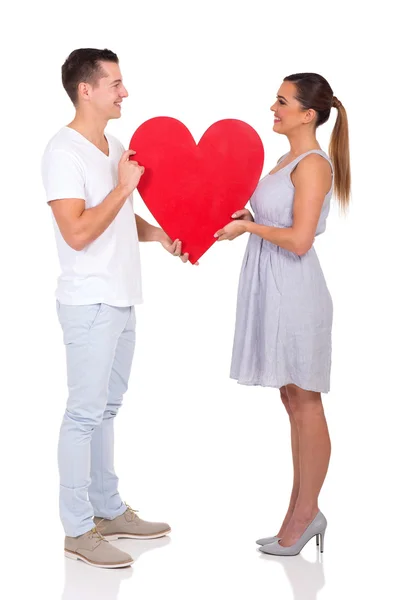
top-left (68, 112), bottom-right (109, 148)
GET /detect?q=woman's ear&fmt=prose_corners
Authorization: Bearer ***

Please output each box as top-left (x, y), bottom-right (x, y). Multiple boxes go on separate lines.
top-left (303, 108), bottom-right (317, 124)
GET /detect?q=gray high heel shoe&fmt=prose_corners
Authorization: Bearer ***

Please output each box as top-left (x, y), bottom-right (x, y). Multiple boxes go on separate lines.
top-left (256, 536), bottom-right (280, 546)
top-left (259, 511), bottom-right (327, 556)
top-left (257, 533), bottom-right (321, 547)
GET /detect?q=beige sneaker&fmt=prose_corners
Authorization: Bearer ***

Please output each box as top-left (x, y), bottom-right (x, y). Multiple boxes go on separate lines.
top-left (64, 527), bottom-right (134, 569)
top-left (94, 505), bottom-right (171, 540)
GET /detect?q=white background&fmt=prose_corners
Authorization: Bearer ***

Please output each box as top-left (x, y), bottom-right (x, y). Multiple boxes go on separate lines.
top-left (1, 1), bottom-right (399, 598)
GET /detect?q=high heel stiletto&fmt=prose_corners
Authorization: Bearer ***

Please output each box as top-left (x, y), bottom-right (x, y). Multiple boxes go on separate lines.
top-left (259, 511), bottom-right (327, 556)
top-left (316, 530), bottom-right (325, 552)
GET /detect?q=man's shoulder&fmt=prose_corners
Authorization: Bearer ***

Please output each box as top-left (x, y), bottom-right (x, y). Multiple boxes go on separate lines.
top-left (41, 128), bottom-right (85, 179)
top-left (43, 127), bottom-right (78, 157)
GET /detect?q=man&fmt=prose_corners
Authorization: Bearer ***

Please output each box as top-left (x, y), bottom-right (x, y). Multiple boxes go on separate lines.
top-left (42, 48), bottom-right (187, 569)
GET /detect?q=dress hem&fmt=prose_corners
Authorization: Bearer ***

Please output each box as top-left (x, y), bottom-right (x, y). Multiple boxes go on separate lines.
top-left (230, 375), bottom-right (329, 394)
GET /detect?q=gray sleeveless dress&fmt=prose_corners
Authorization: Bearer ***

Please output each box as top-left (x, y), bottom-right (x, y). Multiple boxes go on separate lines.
top-left (230, 150), bottom-right (333, 393)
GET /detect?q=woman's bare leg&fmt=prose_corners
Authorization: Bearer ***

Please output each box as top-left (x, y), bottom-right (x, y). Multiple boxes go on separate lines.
top-left (276, 386), bottom-right (301, 537)
top-left (278, 384), bottom-right (331, 547)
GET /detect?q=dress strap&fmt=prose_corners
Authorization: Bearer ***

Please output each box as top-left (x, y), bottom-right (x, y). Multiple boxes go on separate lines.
top-left (290, 150), bottom-right (333, 175)
top-left (277, 153), bottom-right (289, 165)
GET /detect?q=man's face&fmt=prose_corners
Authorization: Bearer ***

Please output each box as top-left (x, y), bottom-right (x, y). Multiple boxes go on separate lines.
top-left (79, 61), bottom-right (129, 119)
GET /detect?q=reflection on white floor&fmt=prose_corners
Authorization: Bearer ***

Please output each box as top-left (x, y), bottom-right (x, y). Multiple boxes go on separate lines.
top-left (259, 551), bottom-right (325, 600)
top-left (43, 520), bottom-right (396, 600)
top-left (62, 537), bottom-right (171, 600)
top-left (62, 558), bottom-right (133, 600)
top-left (61, 536), bottom-right (327, 600)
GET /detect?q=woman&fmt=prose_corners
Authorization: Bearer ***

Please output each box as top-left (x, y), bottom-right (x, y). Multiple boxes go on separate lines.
top-left (215, 73), bottom-right (350, 556)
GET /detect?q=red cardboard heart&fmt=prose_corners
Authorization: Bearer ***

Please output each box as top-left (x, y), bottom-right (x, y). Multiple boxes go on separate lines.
top-left (129, 117), bottom-right (264, 264)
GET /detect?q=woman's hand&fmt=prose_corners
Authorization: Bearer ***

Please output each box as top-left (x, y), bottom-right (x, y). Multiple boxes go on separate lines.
top-left (231, 208), bottom-right (254, 222)
top-left (214, 207), bottom-right (253, 241)
top-left (214, 219), bottom-right (249, 241)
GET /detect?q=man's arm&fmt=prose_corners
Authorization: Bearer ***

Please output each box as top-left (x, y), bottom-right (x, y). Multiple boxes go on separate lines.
top-left (135, 214), bottom-right (165, 243)
top-left (135, 214), bottom-right (193, 263)
top-left (49, 150), bottom-right (143, 251)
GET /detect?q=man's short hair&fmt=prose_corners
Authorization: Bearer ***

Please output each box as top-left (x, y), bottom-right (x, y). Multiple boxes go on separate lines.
top-left (61, 48), bottom-right (119, 105)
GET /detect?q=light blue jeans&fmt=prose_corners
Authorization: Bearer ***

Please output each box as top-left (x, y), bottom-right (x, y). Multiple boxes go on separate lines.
top-left (56, 301), bottom-right (136, 537)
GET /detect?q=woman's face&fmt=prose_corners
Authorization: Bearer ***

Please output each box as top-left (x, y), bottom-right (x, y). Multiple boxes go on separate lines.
top-left (270, 81), bottom-right (314, 135)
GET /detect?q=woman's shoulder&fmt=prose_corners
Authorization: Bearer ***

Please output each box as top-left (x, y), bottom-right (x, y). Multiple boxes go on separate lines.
top-left (295, 150), bottom-right (332, 171)
top-left (291, 151), bottom-right (333, 191)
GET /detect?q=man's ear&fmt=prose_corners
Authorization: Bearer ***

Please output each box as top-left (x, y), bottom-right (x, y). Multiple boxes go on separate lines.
top-left (77, 81), bottom-right (91, 102)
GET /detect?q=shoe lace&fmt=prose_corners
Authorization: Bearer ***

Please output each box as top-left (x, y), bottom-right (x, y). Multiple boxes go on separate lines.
top-left (89, 526), bottom-right (106, 542)
top-left (125, 503), bottom-right (139, 517)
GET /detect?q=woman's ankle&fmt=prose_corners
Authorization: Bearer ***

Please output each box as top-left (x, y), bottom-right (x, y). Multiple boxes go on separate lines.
top-left (276, 505), bottom-right (297, 536)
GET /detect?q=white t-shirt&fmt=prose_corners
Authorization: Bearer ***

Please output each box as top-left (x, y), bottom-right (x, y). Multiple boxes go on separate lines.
top-left (41, 127), bottom-right (143, 307)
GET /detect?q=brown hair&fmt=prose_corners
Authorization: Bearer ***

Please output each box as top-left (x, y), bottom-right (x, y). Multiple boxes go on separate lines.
top-left (284, 73), bottom-right (351, 211)
top-left (62, 48), bottom-right (119, 106)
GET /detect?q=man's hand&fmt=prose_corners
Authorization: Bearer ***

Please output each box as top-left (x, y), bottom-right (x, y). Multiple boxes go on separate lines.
top-left (159, 232), bottom-right (199, 265)
top-left (118, 150), bottom-right (144, 195)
